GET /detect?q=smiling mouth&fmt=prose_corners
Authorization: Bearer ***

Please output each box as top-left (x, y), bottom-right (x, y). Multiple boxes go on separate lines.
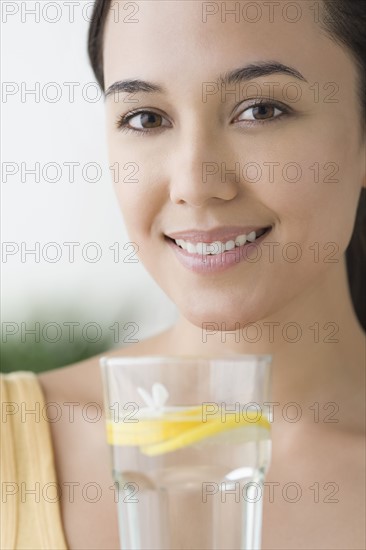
top-left (165, 227), bottom-right (271, 255)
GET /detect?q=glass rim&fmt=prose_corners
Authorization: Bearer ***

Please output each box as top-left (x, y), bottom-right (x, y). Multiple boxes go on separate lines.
top-left (100, 354), bottom-right (272, 369)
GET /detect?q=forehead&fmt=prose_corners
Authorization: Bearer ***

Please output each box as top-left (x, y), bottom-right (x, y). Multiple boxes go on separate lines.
top-left (103, 0), bottom-right (356, 100)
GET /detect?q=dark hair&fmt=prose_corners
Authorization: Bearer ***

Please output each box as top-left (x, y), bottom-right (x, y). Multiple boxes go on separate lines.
top-left (87, 0), bottom-right (366, 331)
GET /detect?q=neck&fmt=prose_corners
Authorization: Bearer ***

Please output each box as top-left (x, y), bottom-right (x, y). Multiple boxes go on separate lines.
top-left (166, 257), bottom-right (365, 431)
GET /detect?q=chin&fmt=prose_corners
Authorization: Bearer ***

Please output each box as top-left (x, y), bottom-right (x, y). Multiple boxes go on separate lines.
top-left (176, 294), bottom-right (270, 332)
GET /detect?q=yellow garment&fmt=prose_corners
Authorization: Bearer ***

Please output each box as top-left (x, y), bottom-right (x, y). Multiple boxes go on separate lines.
top-left (1, 371), bottom-right (68, 549)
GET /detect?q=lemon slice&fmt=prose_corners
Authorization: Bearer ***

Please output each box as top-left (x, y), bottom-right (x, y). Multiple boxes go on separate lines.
top-left (106, 417), bottom-right (202, 446)
top-left (140, 413), bottom-right (270, 456)
top-left (106, 405), bottom-right (203, 446)
top-left (106, 406), bottom-right (270, 456)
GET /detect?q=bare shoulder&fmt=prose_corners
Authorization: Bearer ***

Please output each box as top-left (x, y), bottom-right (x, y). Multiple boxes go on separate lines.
top-left (37, 328), bottom-right (173, 404)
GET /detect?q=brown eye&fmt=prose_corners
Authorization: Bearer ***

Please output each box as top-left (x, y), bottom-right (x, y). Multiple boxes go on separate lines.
top-left (235, 102), bottom-right (285, 123)
top-left (116, 110), bottom-right (171, 133)
top-left (251, 104), bottom-right (276, 120)
top-left (138, 112), bottom-right (163, 128)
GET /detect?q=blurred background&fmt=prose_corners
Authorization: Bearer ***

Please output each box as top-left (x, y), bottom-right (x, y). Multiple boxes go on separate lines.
top-left (1, 1), bottom-right (178, 373)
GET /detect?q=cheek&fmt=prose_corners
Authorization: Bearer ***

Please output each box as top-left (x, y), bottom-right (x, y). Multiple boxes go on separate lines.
top-left (254, 124), bottom-right (362, 254)
top-left (107, 131), bottom-right (165, 242)
top-left (112, 179), bottom-right (162, 249)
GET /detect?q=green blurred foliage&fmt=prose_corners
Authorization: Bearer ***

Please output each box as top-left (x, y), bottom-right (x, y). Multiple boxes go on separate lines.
top-left (0, 336), bottom-right (113, 374)
top-left (1, 311), bottom-right (116, 374)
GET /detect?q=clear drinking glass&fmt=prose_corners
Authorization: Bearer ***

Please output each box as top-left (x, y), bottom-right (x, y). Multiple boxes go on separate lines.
top-left (100, 355), bottom-right (272, 550)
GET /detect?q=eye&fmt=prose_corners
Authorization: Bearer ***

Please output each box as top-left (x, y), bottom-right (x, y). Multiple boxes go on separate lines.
top-left (233, 100), bottom-right (290, 125)
top-left (116, 110), bottom-right (171, 134)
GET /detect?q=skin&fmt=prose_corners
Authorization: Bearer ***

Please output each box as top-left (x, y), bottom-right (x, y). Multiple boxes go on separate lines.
top-left (37, 1), bottom-right (365, 548)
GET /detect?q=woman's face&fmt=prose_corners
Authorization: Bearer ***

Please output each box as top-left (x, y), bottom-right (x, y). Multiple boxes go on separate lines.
top-left (104, 0), bottom-right (365, 329)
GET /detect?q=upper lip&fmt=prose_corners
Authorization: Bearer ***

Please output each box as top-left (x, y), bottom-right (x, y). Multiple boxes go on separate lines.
top-left (165, 225), bottom-right (272, 243)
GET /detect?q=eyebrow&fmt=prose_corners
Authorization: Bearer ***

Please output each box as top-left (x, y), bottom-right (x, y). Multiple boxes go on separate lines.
top-left (105, 61), bottom-right (307, 99)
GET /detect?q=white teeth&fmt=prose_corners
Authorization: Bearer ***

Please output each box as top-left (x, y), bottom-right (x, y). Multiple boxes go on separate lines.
top-left (186, 242), bottom-right (197, 254)
top-left (246, 231), bottom-right (257, 242)
top-left (225, 240), bottom-right (235, 251)
top-left (212, 241), bottom-right (226, 254)
top-left (173, 230), bottom-right (264, 254)
top-left (235, 234), bottom-right (247, 246)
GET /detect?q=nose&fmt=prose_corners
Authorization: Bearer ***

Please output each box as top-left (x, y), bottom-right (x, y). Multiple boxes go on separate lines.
top-left (168, 126), bottom-right (239, 207)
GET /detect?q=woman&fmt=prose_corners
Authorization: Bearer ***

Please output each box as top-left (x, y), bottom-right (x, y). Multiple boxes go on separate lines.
top-left (1, 0), bottom-right (365, 548)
